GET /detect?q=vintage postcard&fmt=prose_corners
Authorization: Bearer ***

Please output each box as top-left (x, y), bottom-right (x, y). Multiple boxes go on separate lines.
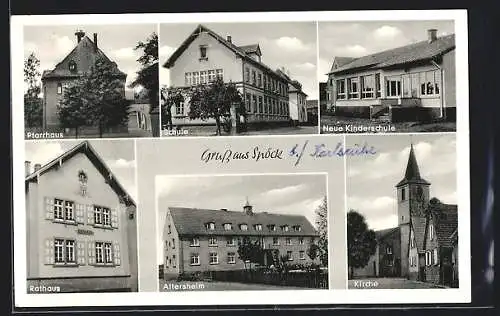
top-left (11, 9), bottom-right (470, 309)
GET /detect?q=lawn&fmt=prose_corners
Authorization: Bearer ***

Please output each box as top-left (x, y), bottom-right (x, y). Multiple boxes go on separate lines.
top-left (320, 116), bottom-right (456, 133)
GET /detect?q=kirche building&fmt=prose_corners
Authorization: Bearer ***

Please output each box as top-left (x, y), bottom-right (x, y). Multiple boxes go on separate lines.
top-left (25, 141), bottom-right (138, 292)
top-left (162, 200), bottom-right (320, 280)
top-left (163, 24), bottom-right (296, 129)
top-left (41, 30), bottom-right (127, 130)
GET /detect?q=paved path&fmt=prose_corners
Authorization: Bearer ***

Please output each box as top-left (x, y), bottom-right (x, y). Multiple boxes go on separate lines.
top-left (348, 278), bottom-right (446, 289)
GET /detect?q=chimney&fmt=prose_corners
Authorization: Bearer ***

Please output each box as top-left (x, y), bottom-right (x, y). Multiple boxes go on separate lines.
top-left (226, 35), bottom-right (232, 43)
top-left (75, 30), bottom-right (85, 43)
top-left (34, 163), bottom-right (41, 172)
top-left (93, 33), bottom-right (98, 49)
top-left (427, 29), bottom-right (438, 43)
top-left (25, 161), bottom-right (31, 176)
top-left (243, 198), bottom-right (253, 216)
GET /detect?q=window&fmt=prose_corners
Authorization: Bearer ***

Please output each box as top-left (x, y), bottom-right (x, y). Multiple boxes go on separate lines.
top-left (299, 237), bottom-right (304, 245)
top-left (168, 224), bottom-right (171, 234)
top-left (252, 95), bottom-right (257, 113)
top-left (401, 188), bottom-right (406, 201)
top-left (54, 239), bottom-right (65, 263)
top-left (223, 223), bottom-right (232, 231)
top-left (286, 238), bottom-right (292, 245)
top-left (410, 232), bottom-right (415, 248)
top-left (258, 73), bottom-right (262, 87)
top-left (245, 93), bottom-right (251, 112)
top-left (420, 70), bottom-right (440, 96)
top-left (208, 70), bottom-right (216, 82)
top-left (172, 238), bottom-right (175, 249)
top-left (227, 252), bottom-right (236, 264)
top-left (190, 253), bottom-right (200, 265)
top-left (240, 224), bottom-right (248, 231)
top-left (102, 208), bottom-right (111, 226)
top-left (172, 255), bottom-right (176, 268)
top-left (287, 251), bottom-right (293, 261)
top-left (185, 72), bottom-right (192, 86)
top-left (258, 96), bottom-right (263, 113)
top-left (94, 206), bottom-right (112, 227)
top-left (282, 225), bottom-right (289, 232)
top-left (386, 247), bottom-right (392, 254)
top-left (206, 222), bottom-right (215, 230)
top-left (429, 223), bottom-right (435, 240)
top-left (57, 83), bottom-right (62, 94)
top-left (226, 236), bottom-right (236, 246)
top-left (299, 251), bottom-right (305, 260)
top-left (68, 60), bottom-right (77, 72)
top-left (347, 78), bottom-right (359, 99)
top-left (209, 252), bottom-right (219, 264)
top-left (386, 77), bottom-right (401, 97)
top-left (361, 75), bottom-right (375, 99)
top-left (293, 225), bottom-right (302, 232)
top-left (245, 68), bottom-right (250, 83)
top-left (433, 248), bottom-right (439, 265)
top-left (375, 73), bottom-right (381, 98)
top-left (190, 237), bottom-right (200, 247)
top-left (200, 71), bottom-right (208, 84)
top-left (104, 243), bottom-right (113, 263)
top-left (95, 242), bottom-right (104, 264)
top-left (402, 74), bottom-right (411, 97)
top-left (199, 45), bottom-right (207, 59)
top-left (208, 237), bottom-right (218, 246)
top-left (54, 199), bottom-right (64, 220)
top-left (272, 237), bottom-right (279, 245)
top-left (268, 224), bottom-right (276, 231)
top-left (254, 224), bottom-right (262, 231)
top-left (193, 72), bottom-right (200, 85)
top-left (252, 70), bottom-right (256, 85)
top-left (263, 76), bottom-right (267, 90)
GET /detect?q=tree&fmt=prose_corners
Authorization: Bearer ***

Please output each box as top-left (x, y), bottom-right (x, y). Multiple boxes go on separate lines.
top-left (347, 210), bottom-right (377, 279)
top-left (24, 52), bottom-right (43, 127)
top-left (57, 78), bottom-right (93, 138)
top-left (237, 236), bottom-right (265, 271)
top-left (307, 243), bottom-right (320, 262)
top-left (315, 196), bottom-right (328, 267)
top-left (129, 32), bottom-right (159, 112)
top-left (187, 77), bottom-right (244, 136)
top-left (161, 86), bottom-right (184, 130)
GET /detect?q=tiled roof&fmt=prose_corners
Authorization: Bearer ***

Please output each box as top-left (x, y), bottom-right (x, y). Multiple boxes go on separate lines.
top-left (428, 201), bottom-right (458, 248)
top-left (25, 141), bottom-right (135, 207)
top-left (168, 207), bottom-right (318, 237)
top-left (375, 226), bottom-right (399, 240)
top-left (328, 34), bottom-right (455, 75)
top-left (411, 216), bottom-right (427, 252)
top-left (42, 36), bottom-right (126, 80)
top-left (238, 44), bottom-right (261, 55)
top-left (396, 144), bottom-right (430, 187)
top-left (163, 24), bottom-right (289, 81)
top-left (330, 57), bottom-right (357, 72)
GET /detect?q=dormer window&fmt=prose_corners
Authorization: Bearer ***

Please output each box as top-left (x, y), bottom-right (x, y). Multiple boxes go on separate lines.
top-left (239, 224), bottom-right (248, 231)
top-left (386, 247), bottom-right (393, 254)
top-left (254, 224), bottom-right (262, 231)
top-left (429, 223), bottom-right (435, 240)
top-left (205, 222), bottom-right (215, 230)
top-left (223, 223), bottom-right (232, 231)
top-left (282, 225), bottom-right (289, 232)
top-left (68, 60), bottom-right (77, 73)
top-left (268, 224), bottom-right (276, 232)
top-left (199, 45), bottom-right (208, 60)
top-left (293, 225), bottom-right (302, 232)
top-left (57, 83), bottom-right (62, 94)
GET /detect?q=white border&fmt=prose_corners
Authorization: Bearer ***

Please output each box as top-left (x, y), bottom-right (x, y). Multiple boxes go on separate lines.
top-left (12, 9), bottom-right (470, 307)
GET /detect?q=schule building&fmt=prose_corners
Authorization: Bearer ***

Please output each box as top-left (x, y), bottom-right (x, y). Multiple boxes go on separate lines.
top-left (25, 141), bottom-right (138, 292)
top-left (162, 24), bottom-right (309, 130)
top-left (162, 200), bottom-right (320, 279)
top-left (352, 143), bottom-right (459, 288)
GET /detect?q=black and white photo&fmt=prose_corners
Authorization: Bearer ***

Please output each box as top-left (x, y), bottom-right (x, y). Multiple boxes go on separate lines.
top-left (156, 174), bottom-right (328, 291)
top-left (25, 140), bottom-right (138, 293)
top-left (24, 24), bottom-right (160, 139)
top-left (159, 22), bottom-right (319, 137)
top-left (346, 134), bottom-right (458, 289)
top-left (319, 21), bottom-right (457, 134)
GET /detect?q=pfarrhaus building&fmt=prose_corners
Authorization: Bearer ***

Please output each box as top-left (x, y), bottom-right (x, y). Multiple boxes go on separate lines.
top-left (25, 141), bottom-right (138, 292)
top-left (162, 200), bottom-right (319, 279)
top-left (163, 24), bottom-right (308, 130)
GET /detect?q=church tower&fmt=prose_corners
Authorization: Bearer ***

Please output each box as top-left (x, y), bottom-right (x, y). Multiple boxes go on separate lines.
top-left (395, 143), bottom-right (430, 277)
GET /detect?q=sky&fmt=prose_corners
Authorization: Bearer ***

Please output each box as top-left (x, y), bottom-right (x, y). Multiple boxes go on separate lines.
top-left (155, 173), bottom-right (327, 264)
top-left (346, 133), bottom-right (457, 231)
top-left (23, 24), bottom-right (157, 95)
top-left (317, 20), bottom-right (455, 83)
top-left (25, 140), bottom-right (137, 201)
top-left (159, 22), bottom-right (318, 100)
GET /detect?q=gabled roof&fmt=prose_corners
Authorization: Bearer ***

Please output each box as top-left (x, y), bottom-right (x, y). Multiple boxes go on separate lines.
top-left (41, 35), bottom-right (126, 80)
top-left (25, 141), bottom-right (135, 207)
top-left (427, 201), bottom-right (458, 248)
top-left (162, 24), bottom-right (288, 81)
top-left (396, 143), bottom-right (430, 187)
top-left (330, 57), bottom-right (357, 72)
top-left (328, 34), bottom-right (455, 75)
top-left (167, 207), bottom-right (318, 237)
top-left (411, 216), bottom-right (427, 252)
top-left (238, 44), bottom-right (261, 56)
top-left (375, 226), bottom-right (399, 240)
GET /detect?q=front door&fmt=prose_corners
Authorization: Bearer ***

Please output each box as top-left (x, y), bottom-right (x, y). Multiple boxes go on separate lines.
top-left (419, 266), bottom-right (426, 281)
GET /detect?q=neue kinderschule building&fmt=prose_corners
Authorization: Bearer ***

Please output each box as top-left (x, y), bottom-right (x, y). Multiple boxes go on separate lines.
top-left (162, 200), bottom-right (319, 279)
top-left (25, 141), bottom-right (138, 292)
top-left (352, 143), bottom-right (458, 287)
top-left (325, 29), bottom-right (456, 122)
top-left (163, 24), bottom-right (308, 129)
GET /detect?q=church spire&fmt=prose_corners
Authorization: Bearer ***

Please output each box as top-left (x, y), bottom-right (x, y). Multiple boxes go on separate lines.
top-left (396, 141), bottom-right (430, 187)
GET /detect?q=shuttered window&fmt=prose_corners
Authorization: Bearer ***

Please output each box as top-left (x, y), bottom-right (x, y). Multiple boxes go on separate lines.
top-left (47, 238), bottom-right (78, 265)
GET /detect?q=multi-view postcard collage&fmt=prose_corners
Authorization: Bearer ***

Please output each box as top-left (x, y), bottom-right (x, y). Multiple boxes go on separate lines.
top-left (11, 10), bottom-right (470, 308)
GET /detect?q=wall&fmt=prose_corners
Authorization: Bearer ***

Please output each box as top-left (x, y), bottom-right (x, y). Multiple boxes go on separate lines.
top-left (289, 91), bottom-right (299, 121)
top-left (399, 223), bottom-right (410, 278)
top-left (43, 79), bottom-right (78, 129)
top-left (424, 218), bottom-right (440, 284)
top-left (442, 50), bottom-right (456, 108)
top-left (163, 210), bottom-right (181, 279)
top-left (26, 181), bottom-right (39, 278)
top-left (408, 228), bottom-right (419, 280)
top-left (32, 152), bottom-right (132, 279)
